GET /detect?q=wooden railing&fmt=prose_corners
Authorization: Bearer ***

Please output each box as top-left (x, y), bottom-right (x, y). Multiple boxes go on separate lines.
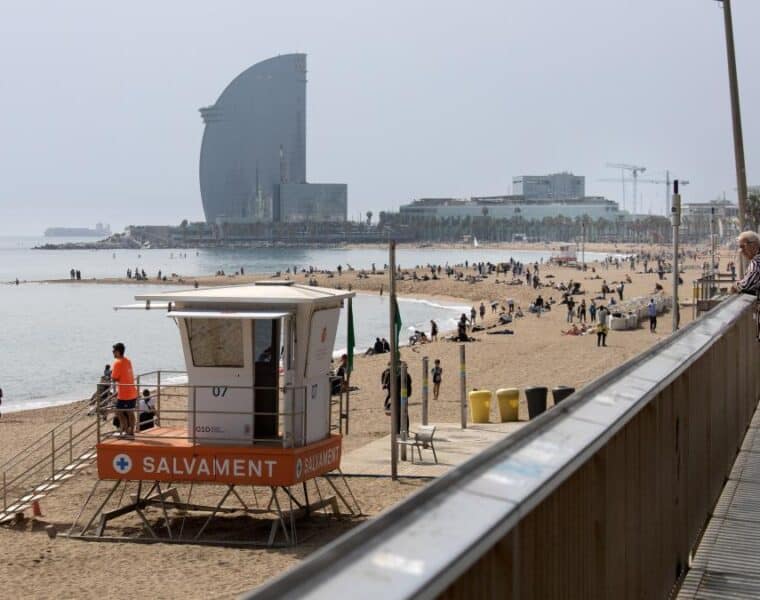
top-left (244, 294), bottom-right (760, 600)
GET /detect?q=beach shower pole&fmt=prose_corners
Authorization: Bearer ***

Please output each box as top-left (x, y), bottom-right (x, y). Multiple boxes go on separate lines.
top-left (710, 206), bottom-right (716, 294)
top-left (422, 356), bottom-right (429, 426)
top-left (459, 344), bottom-right (467, 429)
top-left (400, 362), bottom-right (408, 461)
top-left (389, 240), bottom-right (399, 480)
top-left (581, 219), bottom-right (586, 271)
top-left (672, 180), bottom-right (681, 332)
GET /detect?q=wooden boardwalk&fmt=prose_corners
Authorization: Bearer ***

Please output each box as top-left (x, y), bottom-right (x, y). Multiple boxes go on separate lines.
top-left (340, 421), bottom-right (526, 478)
top-left (679, 407), bottom-right (760, 599)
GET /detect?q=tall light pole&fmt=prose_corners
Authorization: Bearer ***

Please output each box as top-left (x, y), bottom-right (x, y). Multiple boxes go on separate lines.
top-left (672, 181), bottom-right (682, 332)
top-left (716, 0), bottom-right (748, 233)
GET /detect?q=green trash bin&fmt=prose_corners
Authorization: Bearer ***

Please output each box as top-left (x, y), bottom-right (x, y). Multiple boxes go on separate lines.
top-left (496, 388), bottom-right (520, 422)
top-left (468, 390), bottom-right (492, 423)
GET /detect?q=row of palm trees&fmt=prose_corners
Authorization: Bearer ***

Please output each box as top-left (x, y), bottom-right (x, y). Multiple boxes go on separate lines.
top-left (376, 212), bottom-right (675, 243)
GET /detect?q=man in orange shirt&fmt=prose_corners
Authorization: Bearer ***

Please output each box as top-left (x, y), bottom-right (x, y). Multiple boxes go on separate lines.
top-left (111, 342), bottom-right (137, 437)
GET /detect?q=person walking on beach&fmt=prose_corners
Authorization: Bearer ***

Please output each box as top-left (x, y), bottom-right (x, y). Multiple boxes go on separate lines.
top-left (578, 299), bottom-right (587, 323)
top-left (431, 359), bottom-right (443, 401)
top-left (111, 342), bottom-right (138, 437)
top-left (648, 299), bottom-right (658, 333)
top-left (596, 319), bottom-right (608, 347)
top-left (479, 302), bottom-right (486, 321)
top-left (430, 320), bottom-right (438, 341)
top-left (617, 282), bottom-right (624, 301)
top-left (589, 300), bottom-right (597, 323)
top-left (457, 314), bottom-right (469, 341)
top-left (470, 306), bottom-right (477, 327)
top-left (566, 297), bottom-right (575, 323)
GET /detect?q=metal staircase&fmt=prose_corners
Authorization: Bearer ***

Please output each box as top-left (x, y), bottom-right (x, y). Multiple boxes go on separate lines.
top-left (0, 400), bottom-right (106, 524)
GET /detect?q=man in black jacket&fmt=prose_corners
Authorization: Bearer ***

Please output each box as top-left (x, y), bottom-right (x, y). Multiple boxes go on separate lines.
top-left (382, 363), bottom-right (412, 434)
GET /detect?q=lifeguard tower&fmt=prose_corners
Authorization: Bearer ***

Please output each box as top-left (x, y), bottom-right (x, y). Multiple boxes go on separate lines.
top-left (70, 281), bottom-right (360, 546)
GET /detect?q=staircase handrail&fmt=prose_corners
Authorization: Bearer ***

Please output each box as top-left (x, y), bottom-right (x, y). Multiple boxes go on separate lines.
top-left (0, 394), bottom-right (107, 474)
top-left (1, 419), bottom-right (99, 502)
top-left (1, 419), bottom-right (98, 493)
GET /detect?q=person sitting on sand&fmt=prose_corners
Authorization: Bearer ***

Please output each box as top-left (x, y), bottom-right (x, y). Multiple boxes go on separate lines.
top-left (409, 330), bottom-right (428, 345)
top-left (515, 306), bottom-right (524, 318)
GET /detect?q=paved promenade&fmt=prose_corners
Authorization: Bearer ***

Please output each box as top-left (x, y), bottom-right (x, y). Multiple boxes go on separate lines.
top-left (340, 421), bottom-right (526, 478)
top-left (679, 407), bottom-right (760, 599)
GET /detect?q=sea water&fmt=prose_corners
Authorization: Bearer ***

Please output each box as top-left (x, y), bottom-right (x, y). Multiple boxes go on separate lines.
top-left (0, 236), bottom-right (621, 412)
top-left (0, 282), bottom-right (467, 413)
top-left (0, 236), bottom-right (622, 283)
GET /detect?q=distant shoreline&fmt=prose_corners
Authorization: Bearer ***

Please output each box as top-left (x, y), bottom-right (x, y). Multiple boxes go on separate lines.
top-left (32, 238), bottom-right (647, 255)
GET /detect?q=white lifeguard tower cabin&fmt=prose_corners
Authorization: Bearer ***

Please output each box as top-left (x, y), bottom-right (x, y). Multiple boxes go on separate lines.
top-left (86, 281), bottom-right (358, 544)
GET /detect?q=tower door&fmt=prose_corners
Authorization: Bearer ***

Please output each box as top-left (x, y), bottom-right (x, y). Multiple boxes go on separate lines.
top-left (253, 318), bottom-right (280, 440)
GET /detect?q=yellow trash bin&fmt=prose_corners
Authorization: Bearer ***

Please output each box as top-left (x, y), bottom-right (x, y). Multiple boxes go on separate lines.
top-left (496, 388), bottom-right (520, 422)
top-left (468, 390), bottom-right (492, 423)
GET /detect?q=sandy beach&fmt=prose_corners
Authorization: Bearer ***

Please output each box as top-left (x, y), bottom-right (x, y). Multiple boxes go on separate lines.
top-left (0, 244), bottom-right (724, 598)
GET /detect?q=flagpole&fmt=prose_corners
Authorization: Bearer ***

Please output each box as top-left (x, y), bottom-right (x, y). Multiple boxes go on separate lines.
top-left (389, 240), bottom-right (398, 480)
top-left (345, 296), bottom-right (354, 435)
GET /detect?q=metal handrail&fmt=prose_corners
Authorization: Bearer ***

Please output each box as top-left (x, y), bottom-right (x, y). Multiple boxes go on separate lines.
top-left (2, 369), bottom-right (316, 511)
top-left (0, 400), bottom-right (95, 473)
top-left (2, 418), bottom-right (99, 509)
top-left (95, 378), bottom-right (310, 448)
top-left (245, 295), bottom-right (757, 599)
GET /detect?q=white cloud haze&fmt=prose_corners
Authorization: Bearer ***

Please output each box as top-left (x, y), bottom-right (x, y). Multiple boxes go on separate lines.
top-left (0, 0), bottom-right (758, 234)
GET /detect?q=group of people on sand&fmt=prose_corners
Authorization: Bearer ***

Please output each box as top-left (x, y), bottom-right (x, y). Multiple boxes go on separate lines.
top-left (366, 337), bottom-right (391, 355)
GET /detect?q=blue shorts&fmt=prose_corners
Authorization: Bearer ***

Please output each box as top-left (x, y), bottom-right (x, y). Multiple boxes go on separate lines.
top-left (116, 399), bottom-right (137, 410)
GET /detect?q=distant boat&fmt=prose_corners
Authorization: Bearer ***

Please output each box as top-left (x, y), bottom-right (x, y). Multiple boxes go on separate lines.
top-left (45, 223), bottom-right (111, 237)
top-left (473, 236), bottom-right (479, 248)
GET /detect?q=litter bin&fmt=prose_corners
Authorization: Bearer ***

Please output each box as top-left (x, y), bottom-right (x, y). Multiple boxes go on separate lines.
top-left (525, 386), bottom-right (548, 419)
top-left (468, 390), bottom-right (492, 423)
top-left (552, 386), bottom-right (575, 405)
top-left (496, 388), bottom-right (520, 422)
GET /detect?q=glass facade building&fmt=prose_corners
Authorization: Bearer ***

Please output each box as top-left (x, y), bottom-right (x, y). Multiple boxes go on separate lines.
top-left (199, 54), bottom-right (308, 223)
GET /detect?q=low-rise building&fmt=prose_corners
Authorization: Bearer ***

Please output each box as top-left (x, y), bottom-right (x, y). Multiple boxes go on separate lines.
top-left (399, 195), bottom-right (620, 221)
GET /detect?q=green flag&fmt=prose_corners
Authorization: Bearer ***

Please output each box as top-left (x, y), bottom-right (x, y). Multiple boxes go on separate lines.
top-left (394, 296), bottom-right (402, 359)
top-left (347, 297), bottom-right (355, 374)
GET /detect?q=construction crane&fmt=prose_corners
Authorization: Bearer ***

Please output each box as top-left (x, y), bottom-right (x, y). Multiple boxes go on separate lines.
top-left (599, 170), bottom-right (690, 216)
top-left (606, 163), bottom-right (646, 214)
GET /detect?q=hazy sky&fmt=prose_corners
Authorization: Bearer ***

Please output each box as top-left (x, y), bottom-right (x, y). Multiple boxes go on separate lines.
top-left (1, 0), bottom-right (758, 235)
